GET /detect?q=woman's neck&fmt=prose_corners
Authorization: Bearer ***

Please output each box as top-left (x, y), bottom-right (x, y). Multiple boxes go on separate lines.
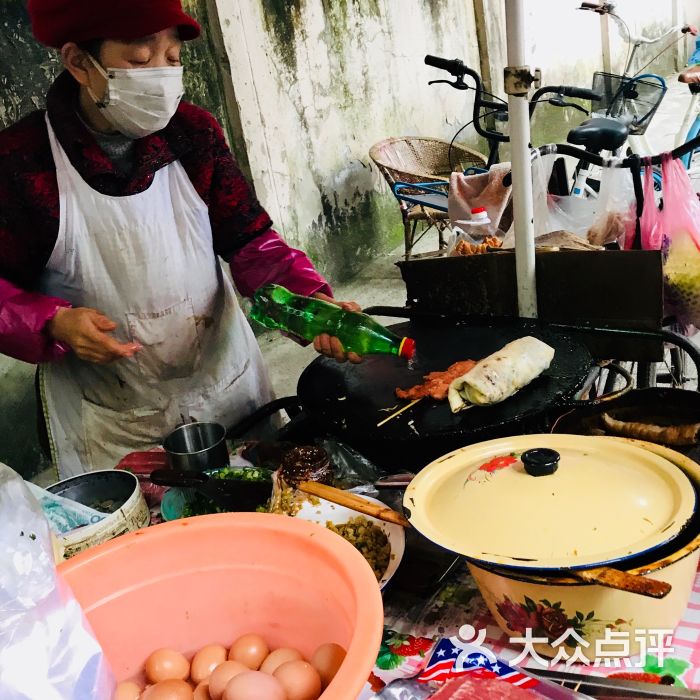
top-left (78, 86), bottom-right (117, 134)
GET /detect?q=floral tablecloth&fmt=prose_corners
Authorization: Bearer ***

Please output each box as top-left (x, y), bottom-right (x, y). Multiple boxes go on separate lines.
top-left (357, 564), bottom-right (700, 697)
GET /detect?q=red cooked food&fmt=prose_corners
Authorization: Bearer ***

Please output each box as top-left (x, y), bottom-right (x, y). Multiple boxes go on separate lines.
top-left (431, 676), bottom-right (540, 699)
top-left (395, 360), bottom-right (477, 401)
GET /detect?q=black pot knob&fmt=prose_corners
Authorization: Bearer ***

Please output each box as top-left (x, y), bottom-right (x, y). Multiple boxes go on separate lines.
top-left (522, 448), bottom-right (560, 477)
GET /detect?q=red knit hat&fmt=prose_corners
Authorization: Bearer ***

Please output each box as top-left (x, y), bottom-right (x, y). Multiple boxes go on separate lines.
top-left (28, 0), bottom-right (201, 49)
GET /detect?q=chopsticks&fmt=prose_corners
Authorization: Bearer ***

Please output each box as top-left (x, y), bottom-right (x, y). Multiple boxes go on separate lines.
top-left (297, 481), bottom-right (411, 528)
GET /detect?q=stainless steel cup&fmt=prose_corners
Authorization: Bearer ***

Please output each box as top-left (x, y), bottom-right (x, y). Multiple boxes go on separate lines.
top-left (163, 422), bottom-right (230, 472)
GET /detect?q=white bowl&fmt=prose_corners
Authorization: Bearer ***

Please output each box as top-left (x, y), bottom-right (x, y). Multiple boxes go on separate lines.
top-left (295, 494), bottom-right (405, 589)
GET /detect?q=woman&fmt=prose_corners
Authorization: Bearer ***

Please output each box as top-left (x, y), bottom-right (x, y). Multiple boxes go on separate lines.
top-left (0, 0), bottom-right (359, 477)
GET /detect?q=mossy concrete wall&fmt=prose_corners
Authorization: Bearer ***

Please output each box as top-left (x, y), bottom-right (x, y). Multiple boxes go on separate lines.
top-left (213, 0), bottom-right (482, 282)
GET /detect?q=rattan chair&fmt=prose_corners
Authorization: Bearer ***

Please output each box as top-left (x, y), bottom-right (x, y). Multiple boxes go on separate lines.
top-left (369, 137), bottom-right (487, 258)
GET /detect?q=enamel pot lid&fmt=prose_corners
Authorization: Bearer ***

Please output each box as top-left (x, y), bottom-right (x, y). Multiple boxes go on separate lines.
top-left (403, 434), bottom-right (697, 571)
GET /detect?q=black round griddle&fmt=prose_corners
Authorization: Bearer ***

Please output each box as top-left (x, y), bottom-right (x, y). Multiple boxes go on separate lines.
top-left (293, 319), bottom-right (593, 468)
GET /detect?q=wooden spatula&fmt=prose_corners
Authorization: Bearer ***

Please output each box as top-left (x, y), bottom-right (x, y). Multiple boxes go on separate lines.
top-left (297, 481), bottom-right (411, 528)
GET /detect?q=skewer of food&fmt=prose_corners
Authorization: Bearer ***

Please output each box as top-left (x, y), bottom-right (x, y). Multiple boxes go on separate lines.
top-left (395, 360), bottom-right (478, 402)
top-left (384, 337), bottom-right (555, 425)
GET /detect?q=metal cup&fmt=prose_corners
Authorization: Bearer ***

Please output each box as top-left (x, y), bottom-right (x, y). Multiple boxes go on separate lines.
top-left (163, 422), bottom-right (230, 472)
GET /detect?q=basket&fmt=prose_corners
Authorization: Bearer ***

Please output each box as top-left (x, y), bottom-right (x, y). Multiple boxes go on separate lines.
top-left (591, 71), bottom-right (666, 135)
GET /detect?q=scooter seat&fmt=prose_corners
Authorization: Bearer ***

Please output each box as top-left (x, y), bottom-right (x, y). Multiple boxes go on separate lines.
top-left (567, 117), bottom-right (629, 153)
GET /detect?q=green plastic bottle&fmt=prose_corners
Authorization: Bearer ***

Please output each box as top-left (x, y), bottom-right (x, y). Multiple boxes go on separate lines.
top-left (250, 284), bottom-right (416, 359)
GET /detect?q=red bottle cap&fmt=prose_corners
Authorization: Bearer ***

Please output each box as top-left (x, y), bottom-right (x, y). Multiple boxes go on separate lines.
top-left (471, 207), bottom-right (487, 214)
top-left (399, 337), bottom-right (416, 360)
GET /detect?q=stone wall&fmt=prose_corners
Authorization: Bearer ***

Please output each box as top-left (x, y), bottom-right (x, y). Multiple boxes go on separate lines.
top-left (213, 0), bottom-right (481, 282)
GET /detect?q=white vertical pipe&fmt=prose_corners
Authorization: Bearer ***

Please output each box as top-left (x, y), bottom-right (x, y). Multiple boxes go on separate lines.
top-left (504, 0), bottom-right (537, 318)
top-left (600, 12), bottom-right (612, 74)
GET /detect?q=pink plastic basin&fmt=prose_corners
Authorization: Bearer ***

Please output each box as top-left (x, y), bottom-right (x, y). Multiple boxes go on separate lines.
top-left (58, 513), bottom-right (384, 699)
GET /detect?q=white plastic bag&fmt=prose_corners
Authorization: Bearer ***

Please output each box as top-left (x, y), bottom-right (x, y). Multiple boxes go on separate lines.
top-left (0, 464), bottom-right (115, 700)
top-left (534, 152), bottom-right (600, 238)
top-left (585, 159), bottom-right (637, 247)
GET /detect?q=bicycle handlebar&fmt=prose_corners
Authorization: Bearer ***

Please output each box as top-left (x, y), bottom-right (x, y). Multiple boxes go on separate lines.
top-left (503, 129), bottom-right (700, 186)
top-left (426, 54), bottom-right (605, 143)
top-left (424, 55), bottom-right (467, 76)
top-left (425, 54), bottom-right (509, 144)
top-left (560, 86), bottom-right (602, 101)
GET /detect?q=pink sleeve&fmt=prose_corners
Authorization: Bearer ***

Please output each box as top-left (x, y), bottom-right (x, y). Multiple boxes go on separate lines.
top-left (0, 278), bottom-right (71, 364)
top-left (228, 230), bottom-right (333, 299)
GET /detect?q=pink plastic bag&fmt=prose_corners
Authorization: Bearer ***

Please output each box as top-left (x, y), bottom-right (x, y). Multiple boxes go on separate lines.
top-left (659, 154), bottom-right (700, 326)
top-left (638, 164), bottom-right (662, 251)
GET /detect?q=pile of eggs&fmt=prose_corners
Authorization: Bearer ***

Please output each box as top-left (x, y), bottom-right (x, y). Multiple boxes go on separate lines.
top-left (114, 634), bottom-right (347, 700)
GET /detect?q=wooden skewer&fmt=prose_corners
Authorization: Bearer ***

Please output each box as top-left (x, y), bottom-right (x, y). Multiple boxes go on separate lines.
top-left (376, 398), bottom-right (422, 427)
top-left (298, 481), bottom-right (411, 528)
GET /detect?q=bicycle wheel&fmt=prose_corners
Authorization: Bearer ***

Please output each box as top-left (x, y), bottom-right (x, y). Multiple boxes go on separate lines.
top-left (635, 361), bottom-right (657, 389)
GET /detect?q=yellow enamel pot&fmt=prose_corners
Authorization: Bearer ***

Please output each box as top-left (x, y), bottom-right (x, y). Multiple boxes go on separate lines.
top-left (404, 436), bottom-right (700, 660)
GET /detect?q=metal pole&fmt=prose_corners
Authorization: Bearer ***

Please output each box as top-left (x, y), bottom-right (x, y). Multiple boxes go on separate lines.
top-left (504, 0), bottom-right (538, 318)
top-left (600, 12), bottom-right (612, 74)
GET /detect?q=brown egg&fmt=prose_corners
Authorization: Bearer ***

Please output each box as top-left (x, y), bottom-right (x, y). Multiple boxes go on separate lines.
top-left (113, 680), bottom-right (142, 700)
top-left (223, 671), bottom-right (286, 700)
top-left (273, 660), bottom-right (322, 700)
top-left (207, 660), bottom-right (248, 700)
top-left (193, 681), bottom-right (211, 700)
top-left (190, 644), bottom-right (227, 685)
top-left (141, 679), bottom-right (194, 700)
top-left (227, 634), bottom-right (269, 670)
top-left (259, 647), bottom-right (304, 675)
top-left (144, 648), bottom-right (190, 684)
top-left (311, 642), bottom-right (347, 688)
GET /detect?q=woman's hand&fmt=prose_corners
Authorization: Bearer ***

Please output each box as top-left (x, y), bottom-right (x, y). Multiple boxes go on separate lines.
top-left (47, 307), bottom-right (141, 364)
top-left (312, 293), bottom-right (363, 364)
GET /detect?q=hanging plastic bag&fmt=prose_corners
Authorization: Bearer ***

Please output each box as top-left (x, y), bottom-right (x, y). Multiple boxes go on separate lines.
top-left (508, 152), bottom-right (600, 241)
top-left (637, 164), bottom-right (663, 251)
top-left (659, 154), bottom-right (700, 326)
top-left (586, 159), bottom-right (637, 247)
top-left (448, 164), bottom-right (512, 236)
top-left (0, 463), bottom-right (115, 700)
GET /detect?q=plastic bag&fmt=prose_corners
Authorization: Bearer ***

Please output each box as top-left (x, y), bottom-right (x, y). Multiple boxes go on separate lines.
top-left (586, 160), bottom-right (637, 247)
top-left (526, 152), bottom-right (600, 239)
top-left (448, 165), bottom-right (512, 236)
top-left (659, 154), bottom-right (700, 326)
top-left (0, 463), bottom-right (115, 700)
top-left (638, 164), bottom-right (663, 251)
top-left (24, 481), bottom-right (107, 535)
top-left (319, 438), bottom-right (385, 491)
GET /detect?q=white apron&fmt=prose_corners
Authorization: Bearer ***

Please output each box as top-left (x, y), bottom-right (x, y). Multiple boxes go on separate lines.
top-left (39, 116), bottom-right (273, 478)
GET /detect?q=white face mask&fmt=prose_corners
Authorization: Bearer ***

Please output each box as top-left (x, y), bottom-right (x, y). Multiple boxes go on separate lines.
top-left (87, 56), bottom-right (184, 139)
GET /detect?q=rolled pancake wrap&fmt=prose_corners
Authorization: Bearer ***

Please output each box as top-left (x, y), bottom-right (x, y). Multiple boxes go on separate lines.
top-left (448, 336), bottom-right (555, 413)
